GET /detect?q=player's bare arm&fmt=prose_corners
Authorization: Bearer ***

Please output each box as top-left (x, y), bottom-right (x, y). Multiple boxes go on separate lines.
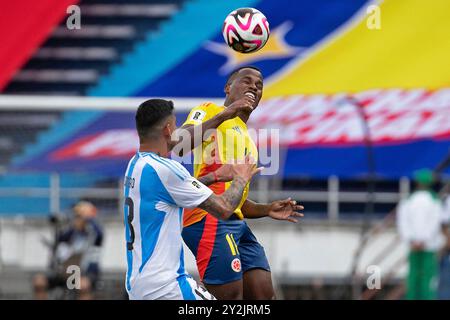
top-left (198, 177), bottom-right (247, 220)
top-left (198, 155), bottom-right (261, 220)
top-left (197, 163), bottom-right (234, 186)
top-left (175, 96), bottom-right (255, 156)
top-left (242, 198), bottom-right (305, 223)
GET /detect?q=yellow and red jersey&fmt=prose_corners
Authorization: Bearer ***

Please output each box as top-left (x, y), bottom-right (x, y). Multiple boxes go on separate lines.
top-left (182, 102), bottom-right (258, 227)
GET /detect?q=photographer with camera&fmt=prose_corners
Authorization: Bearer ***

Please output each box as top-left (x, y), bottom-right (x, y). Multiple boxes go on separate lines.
top-left (32, 201), bottom-right (103, 300)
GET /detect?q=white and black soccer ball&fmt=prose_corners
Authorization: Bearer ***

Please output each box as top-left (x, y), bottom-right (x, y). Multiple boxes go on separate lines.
top-left (222, 7), bottom-right (270, 54)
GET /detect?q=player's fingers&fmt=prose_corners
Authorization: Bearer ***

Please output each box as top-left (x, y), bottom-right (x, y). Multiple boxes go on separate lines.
top-left (291, 212), bottom-right (304, 217)
top-left (286, 217), bottom-right (298, 223)
top-left (241, 97), bottom-right (255, 109)
top-left (252, 167), bottom-right (264, 176)
top-left (293, 205), bottom-right (304, 211)
top-left (240, 103), bottom-right (254, 112)
top-left (247, 99), bottom-right (255, 107)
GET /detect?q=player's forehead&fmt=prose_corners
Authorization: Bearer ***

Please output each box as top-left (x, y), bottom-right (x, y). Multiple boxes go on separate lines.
top-left (236, 68), bottom-right (263, 82)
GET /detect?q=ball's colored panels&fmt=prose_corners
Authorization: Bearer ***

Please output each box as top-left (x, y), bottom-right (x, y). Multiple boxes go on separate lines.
top-left (222, 7), bottom-right (270, 54)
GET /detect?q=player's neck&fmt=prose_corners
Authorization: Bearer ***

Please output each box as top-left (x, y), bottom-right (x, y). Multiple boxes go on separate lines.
top-left (139, 141), bottom-right (168, 158)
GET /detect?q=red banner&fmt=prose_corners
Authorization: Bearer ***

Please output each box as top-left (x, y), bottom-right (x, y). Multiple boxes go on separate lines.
top-left (249, 89), bottom-right (450, 147)
top-left (0, 0), bottom-right (79, 90)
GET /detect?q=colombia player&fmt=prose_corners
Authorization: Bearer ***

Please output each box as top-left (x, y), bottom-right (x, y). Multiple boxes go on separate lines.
top-left (178, 67), bottom-right (304, 300)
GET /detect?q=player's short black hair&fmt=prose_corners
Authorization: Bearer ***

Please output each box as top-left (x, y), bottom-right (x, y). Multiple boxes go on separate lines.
top-left (135, 99), bottom-right (174, 140)
top-left (226, 66), bottom-right (262, 85)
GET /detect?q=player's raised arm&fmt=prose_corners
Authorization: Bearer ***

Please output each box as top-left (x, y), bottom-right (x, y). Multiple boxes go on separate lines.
top-left (198, 155), bottom-right (261, 220)
top-left (175, 96), bottom-right (255, 156)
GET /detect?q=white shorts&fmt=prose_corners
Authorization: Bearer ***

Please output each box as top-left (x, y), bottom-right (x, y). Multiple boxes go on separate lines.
top-left (128, 275), bottom-right (216, 300)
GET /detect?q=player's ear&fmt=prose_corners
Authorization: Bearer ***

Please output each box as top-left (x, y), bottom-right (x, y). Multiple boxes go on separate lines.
top-left (162, 121), bottom-right (171, 137)
top-left (163, 115), bottom-right (176, 137)
top-left (224, 83), bottom-right (231, 95)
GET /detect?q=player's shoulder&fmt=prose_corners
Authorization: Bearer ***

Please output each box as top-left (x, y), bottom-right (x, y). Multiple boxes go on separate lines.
top-left (197, 101), bottom-right (220, 109)
top-left (184, 102), bottom-right (223, 125)
top-left (164, 157), bottom-right (190, 176)
top-left (141, 152), bottom-right (189, 180)
top-left (192, 102), bottom-right (224, 114)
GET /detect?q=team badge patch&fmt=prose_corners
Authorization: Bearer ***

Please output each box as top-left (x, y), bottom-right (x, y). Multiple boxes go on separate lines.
top-left (231, 258), bottom-right (241, 272)
top-left (189, 110), bottom-right (206, 122)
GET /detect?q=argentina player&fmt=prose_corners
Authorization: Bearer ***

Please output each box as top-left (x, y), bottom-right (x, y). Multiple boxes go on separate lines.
top-left (124, 99), bottom-right (261, 300)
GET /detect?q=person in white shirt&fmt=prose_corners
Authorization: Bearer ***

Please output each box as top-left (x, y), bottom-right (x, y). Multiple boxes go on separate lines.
top-left (397, 169), bottom-right (446, 299)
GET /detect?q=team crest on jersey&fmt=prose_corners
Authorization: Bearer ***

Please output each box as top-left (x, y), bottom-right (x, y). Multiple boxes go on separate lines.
top-left (231, 258), bottom-right (241, 272)
top-left (190, 110), bottom-right (206, 122)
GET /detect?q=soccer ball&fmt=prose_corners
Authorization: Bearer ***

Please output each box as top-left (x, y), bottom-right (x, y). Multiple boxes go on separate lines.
top-left (222, 7), bottom-right (270, 54)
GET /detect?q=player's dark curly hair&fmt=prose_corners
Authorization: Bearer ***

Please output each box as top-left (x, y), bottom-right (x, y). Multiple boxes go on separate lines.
top-left (226, 66), bottom-right (262, 85)
top-left (135, 99), bottom-right (174, 140)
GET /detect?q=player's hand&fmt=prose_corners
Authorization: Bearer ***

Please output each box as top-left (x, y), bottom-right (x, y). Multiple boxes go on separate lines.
top-left (214, 163), bottom-right (234, 182)
top-left (231, 154), bottom-right (262, 182)
top-left (268, 198), bottom-right (304, 223)
top-left (222, 96), bottom-right (255, 119)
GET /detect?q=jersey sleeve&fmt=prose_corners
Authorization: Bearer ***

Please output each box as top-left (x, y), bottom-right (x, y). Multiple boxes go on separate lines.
top-left (159, 159), bottom-right (213, 209)
top-left (182, 103), bottom-right (214, 127)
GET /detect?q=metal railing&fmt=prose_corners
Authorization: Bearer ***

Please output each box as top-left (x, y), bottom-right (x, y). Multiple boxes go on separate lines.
top-left (0, 173), bottom-right (412, 220)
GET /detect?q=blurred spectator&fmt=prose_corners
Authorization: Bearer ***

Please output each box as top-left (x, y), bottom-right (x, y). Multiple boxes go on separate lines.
top-left (438, 195), bottom-right (450, 299)
top-left (396, 169), bottom-right (446, 300)
top-left (32, 201), bottom-right (103, 300)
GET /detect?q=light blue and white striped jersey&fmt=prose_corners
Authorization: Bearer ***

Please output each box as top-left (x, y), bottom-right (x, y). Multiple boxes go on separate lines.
top-left (123, 151), bottom-right (213, 300)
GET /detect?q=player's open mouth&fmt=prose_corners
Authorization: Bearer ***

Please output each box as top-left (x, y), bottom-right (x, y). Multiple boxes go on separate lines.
top-left (244, 92), bottom-right (256, 99)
